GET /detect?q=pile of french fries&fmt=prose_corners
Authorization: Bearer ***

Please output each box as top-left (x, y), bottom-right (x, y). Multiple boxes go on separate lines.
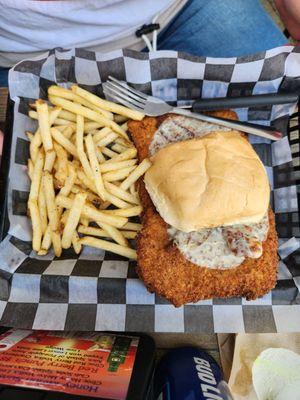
top-left (26, 85), bottom-right (151, 260)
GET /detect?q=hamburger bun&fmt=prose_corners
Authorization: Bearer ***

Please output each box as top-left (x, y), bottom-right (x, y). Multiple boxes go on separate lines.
top-left (144, 130), bottom-right (270, 232)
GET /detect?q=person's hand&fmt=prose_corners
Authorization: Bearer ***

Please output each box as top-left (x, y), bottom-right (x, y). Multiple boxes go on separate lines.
top-left (0, 130), bottom-right (3, 156)
top-left (275, 0), bottom-right (300, 41)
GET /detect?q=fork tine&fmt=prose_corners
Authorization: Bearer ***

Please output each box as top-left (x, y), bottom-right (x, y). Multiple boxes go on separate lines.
top-left (108, 76), bottom-right (148, 100)
top-left (104, 84), bottom-right (146, 109)
top-left (105, 81), bottom-right (147, 105)
top-left (103, 87), bottom-right (144, 112)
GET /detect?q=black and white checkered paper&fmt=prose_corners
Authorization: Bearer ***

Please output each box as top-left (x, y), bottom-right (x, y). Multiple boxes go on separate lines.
top-left (1, 46), bottom-right (300, 332)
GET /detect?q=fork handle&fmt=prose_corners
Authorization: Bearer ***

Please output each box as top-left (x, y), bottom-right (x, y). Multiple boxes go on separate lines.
top-left (192, 92), bottom-right (299, 112)
top-left (172, 108), bottom-right (282, 141)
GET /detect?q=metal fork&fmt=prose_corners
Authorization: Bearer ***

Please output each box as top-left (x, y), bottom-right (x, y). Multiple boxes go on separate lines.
top-left (103, 76), bottom-right (282, 141)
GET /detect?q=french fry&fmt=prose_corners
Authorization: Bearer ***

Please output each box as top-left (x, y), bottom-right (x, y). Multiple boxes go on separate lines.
top-left (72, 159), bottom-right (81, 168)
top-left (72, 85), bottom-right (144, 121)
top-left (41, 225), bottom-right (52, 250)
top-left (38, 186), bottom-right (48, 235)
top-left (61, 125), bottom-right (74, 139)
top-left (104, 181), bottom-right (139, 205)
top-left (36, 100), bottom-right (53, 151)
top-left (115, 137), bottom-right (131, 147)
top-left (101, 147), bottom-right (118, 159)
top-left (85, 134), bottom-right (106, 200)
top-left (58, 109), bottom-right (77, 122)
top-left (80, 216), bottom-right (89, 227)
top-left (61, 209), bottom-right (70, 226)
top-left (78, 225), bottom-right (108, 237)
top-left (114, 114), bottom-right (128, 124)
top-left (29, 150), bottom-right (44, 201)
top-left (54, 120), bottom-right (76, 129)
top-left (80, 236), bottom-right (137, 260)
top-left (53, 142), bottom-right (68, 187)
top-left (28, 106), bottom-right (61, 124)
top-left (103, 206), bottom-right (142, 217)
top-left (84, 121), bottom-right (104, 132)
top-left (48, 85), bottom-right (75, 100)
top-left (29, 102), bottom-right (37, 109)
top-left (37, 249), bottom-right (48, 256)
top-left (97, 149), bottom-right (106, 163)
top-left (50, 107), bottom-right (62, 124)
top-left (29, 132), bottom-right (42, 163)
top-left (28, 110), bottom-right (39, 120)
top-left (102, 166), bottom-right (135, 182)
top-left (130, 183), bottom-right (136, 195)
top-left (54, 141), bottom-right (68, 159)
top-left (77, 169), bottom-right (98, 194)
top-left (97, 221), bottom-right (128, 247)
top-left (129, 185), bottom-right (139, 205)
top-left (99, 159), bottom-right (137, 173)
top-left (111, 143), bottom-right (128, 153)
top-left (53, 178), bottom-right (62, 190)
top-left (48, 85), bottom-right (113, 120)
top-left (28, 200), bottom-right (42, 252)
top-left (44, 150), bottom-right (56, 172)
top-left (92, 127), bottom-right (111, 142)
top-left (49, 95), bottom-right (128, 140)
top-left (72, 232), bottom-right (82, 254)
top-left (120, 158), bottom-right (151, 191)
top-left (78, 225), bottom-right (137, 239)
top-left (104, 148), bottom-right (137, 163)
top-left (62, 192), bottom-right (87, 249)
top-left (121, 222), bottom-right (142, 231)
top-left (27, 159), bottom-right (34, 180)
top-left (51, 127), bottom-right (78, 158)
top-left (122, 231), bottom-right (137, 239)
top-left (43, 171), bottom-right (59, 231)
top-left (56, 195), bottom-right (127, 228)
top-left (53, 125), bottom-right (71, 132)
top-left (104, 191), bottom-right (131, 209)
top-left (99, 200), bottom-right (111, 210)
top-left (26, 131), bottom-right (34, 142)
top-left (59, 163), bottom-right (77, 197)
top-left (73, 96), bottom-right (114, 120)
top-left (121, 122), bottom-right (128, 130)
top-left (76, 115), bottom-right (93, 179)
top-left (51, 231), bottom-right (62, 257)
top-left (74, 97), bottom-right (114, 121)
top-left (54, 117), bottom-right (75, 126)
top-left (96, 131), bottom-right (118, 147)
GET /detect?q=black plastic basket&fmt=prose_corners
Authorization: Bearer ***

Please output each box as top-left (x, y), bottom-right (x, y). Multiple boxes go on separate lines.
top-left (0, 98), bottom-right (13, 241)
top-left (288, 106), bottom-right (300, 173)
top-left (287, 103), bottom-right (300, 223)
top-left (1, 97), bottom-right (300, 241)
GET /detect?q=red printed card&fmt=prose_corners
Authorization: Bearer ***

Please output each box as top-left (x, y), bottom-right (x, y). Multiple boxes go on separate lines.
top-left (0, 330), bottom-right (139, 399)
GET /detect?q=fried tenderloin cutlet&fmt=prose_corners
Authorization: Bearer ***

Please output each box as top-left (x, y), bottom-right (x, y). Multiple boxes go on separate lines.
top-left (128, 111), bottom-right (278, 307)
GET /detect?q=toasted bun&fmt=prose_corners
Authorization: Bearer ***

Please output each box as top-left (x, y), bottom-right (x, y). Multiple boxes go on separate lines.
top-left (144, 130), bottom-right (270, 232)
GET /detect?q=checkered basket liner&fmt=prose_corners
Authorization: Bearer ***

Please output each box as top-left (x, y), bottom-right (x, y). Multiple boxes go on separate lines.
top-left (0, 46), bottom-right (300, 332)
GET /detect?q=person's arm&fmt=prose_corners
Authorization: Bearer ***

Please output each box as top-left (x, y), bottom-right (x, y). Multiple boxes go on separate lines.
top-left (275, 0), bottom-right (300, 40)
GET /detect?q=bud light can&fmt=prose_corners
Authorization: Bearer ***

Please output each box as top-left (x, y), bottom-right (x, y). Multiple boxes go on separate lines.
top-left (153, 346), bottom-right (234, 400)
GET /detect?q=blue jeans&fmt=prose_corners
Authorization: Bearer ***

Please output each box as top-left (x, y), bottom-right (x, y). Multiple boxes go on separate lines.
top-left (0, 67), bottom-right (8, 87)
top-left (0, 0), bottom-right (287, 87)
top-left (158, 0), bottom-right (287, 56)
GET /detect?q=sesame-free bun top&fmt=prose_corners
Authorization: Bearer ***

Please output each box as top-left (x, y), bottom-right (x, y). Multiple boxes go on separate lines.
top-left (144, 131), bottom-right (270, 232)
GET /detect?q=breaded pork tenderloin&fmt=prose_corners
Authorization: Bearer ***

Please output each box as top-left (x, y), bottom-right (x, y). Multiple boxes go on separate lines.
top-left (128, 111), bottom-right (278, 306)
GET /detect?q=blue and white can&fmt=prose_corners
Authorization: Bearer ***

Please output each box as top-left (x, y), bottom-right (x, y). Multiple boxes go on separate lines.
top-left (153, 346), bottom-right (234, 400)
